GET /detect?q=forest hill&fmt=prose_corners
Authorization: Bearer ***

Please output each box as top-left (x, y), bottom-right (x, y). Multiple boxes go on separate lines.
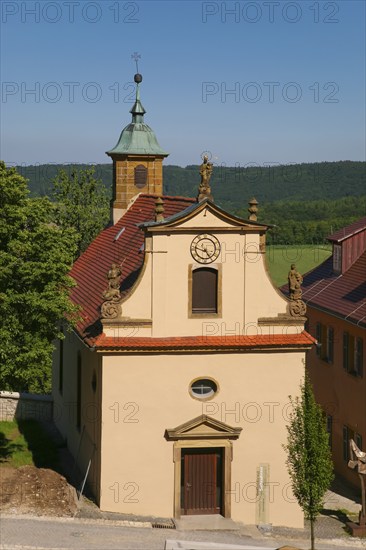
top-left (14, 160), bottom-right (366, 245)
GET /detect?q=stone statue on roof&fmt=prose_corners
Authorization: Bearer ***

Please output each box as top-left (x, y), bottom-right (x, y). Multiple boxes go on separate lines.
top-left (103, 263), bottom-right (122, 302)
top-left (101, 264), bottom-right (123, 320)
top-left (197, 155), bottom-right (214, 202)
top-left (288, 263), bottom-right (303, 301)
top-left (287, 263), bottom-right (307, 317)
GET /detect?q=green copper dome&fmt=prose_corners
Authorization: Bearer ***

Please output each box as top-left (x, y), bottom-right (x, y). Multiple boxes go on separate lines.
top-left (106, 77), bottom-right (169, 157)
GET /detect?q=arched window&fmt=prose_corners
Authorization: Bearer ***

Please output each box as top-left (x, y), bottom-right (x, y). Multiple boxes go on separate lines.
top-left (134, 164), bottom-right (147, 189)
top-left (192, 267), bottom-right (218, 314)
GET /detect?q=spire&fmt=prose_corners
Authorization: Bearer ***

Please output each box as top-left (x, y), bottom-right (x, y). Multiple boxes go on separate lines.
top-left (106, 54), bottom-right (169, 224)
top-left (130, 73), bottom-right (146, 123)
top-left (106, 60), bottom-right (168, 157)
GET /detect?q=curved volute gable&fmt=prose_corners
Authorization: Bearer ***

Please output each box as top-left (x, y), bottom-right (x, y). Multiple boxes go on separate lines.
top-left (108, 201), bottom-right (299, 338)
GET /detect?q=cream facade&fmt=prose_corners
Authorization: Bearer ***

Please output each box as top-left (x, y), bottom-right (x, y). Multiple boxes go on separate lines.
top-left (52, 71), bottom-right (314, 527)
top-left (53, 199), bottom-right (313, 527)
top-left (99, 351), bottom-right (305, 526)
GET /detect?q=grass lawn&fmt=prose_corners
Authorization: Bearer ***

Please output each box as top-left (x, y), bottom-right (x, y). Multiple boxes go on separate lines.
top-left (266, 244), bottom-right (332, 287)
top-left (0, 419), bottom-right (59, 469)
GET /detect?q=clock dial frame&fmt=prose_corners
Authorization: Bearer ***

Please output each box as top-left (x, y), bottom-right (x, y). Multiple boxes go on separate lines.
top-left (190, 234), bottom-right (221, 264)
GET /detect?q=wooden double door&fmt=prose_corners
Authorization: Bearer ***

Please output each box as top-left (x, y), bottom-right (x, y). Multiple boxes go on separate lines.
top-left (181, 448), bottom-right (223, 515)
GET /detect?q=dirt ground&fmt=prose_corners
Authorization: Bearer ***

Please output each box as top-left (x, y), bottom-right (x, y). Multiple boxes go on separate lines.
top-left (0, 465), bottom-right (77, 517)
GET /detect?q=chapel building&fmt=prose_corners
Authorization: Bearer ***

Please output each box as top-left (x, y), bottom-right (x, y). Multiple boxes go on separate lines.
top-left (52, 72), bottom-right (315, 527)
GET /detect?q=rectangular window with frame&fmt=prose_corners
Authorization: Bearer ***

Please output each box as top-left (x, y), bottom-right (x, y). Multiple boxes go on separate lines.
top-left (326, 415), bottom-right (333, 449)
top-left (355, 337), bottom-right (363, 377)
top-left (343, 426), bottom-right (354, 461)
top-left (189, 265), bottom-right (222, 318)
top-left (316, 323), bottom-right (334, 363)
top-left (316, 323), bottom-right (322, 357)
top-left (355, 433), bottom-right (363, 452)
top-left (326, 327), bottom-right (334, 363)
top-left (343, 332), bottom-right (349, 371)
top-left (343, 333), bottom-right (363, 377)
top-left (333, 244), bottom-right (342, 273)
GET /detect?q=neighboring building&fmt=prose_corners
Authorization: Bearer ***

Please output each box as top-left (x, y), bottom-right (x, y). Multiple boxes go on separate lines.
top-left (52, 73), bottom-right (315, 527)
top-left (301, 218), bottom-right (366, 487)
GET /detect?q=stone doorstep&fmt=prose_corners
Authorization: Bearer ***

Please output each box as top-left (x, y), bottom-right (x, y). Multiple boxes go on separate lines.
top-left (173, 515), bottom-right (240, 531)
top-left (165, 541), bottom-right (277, 550)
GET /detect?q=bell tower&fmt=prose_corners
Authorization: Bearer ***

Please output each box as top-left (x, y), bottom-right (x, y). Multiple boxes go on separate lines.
top-left (106, 71), bottom-right (169, 224)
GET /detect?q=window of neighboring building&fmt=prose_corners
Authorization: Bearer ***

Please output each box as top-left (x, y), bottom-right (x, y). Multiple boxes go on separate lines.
top-left (343, 332), bottom-right (350, 371)
top-left (316, 323), bottom-right (334, 363)
top-left (134, 165), bottom-right (147, 189)
top-left (343, 333), bottom-right (363, 377)
top-left (355, 337), bottom-right (364, 377)
top-left (326, 414), bottom-right (333, 449)
top-left (343, 426), bottom-right (363, 461)
top-left (333, 244), bottom-right (342, 273)
top-left (76, 352), bottom-right (82, 431)
top-left (192, 267), bottom-right (218, 314)
top-left (343, 426), bottom-right (354, 461)
top-left (326, 327), bottom-right (334, 363)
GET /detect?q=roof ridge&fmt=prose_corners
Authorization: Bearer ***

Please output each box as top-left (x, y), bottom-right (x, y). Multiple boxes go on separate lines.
top-left (327, 216), bottom-right (366, 242)
top-left (138, 193), bottom-right (196, 202)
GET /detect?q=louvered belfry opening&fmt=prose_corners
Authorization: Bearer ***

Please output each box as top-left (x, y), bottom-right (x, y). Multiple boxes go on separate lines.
top-left (134, 164), bottom-right (148, 189)
top-left (192, 267), bottom-right (218, 314)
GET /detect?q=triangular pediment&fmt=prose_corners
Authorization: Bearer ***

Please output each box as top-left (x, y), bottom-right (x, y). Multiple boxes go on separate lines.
top-left (165, 414), bottom-right (242, 441)
top-left (141, 199), bottom-right (269, 233)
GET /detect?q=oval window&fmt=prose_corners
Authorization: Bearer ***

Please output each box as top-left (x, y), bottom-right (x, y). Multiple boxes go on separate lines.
top-left (134, 164), bottom-right (147, 189)
top-left (190, 378), bottom-right (218, 400)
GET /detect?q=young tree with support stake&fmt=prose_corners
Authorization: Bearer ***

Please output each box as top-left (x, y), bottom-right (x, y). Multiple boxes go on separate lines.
top-left (284, 372), bottom-right (334, 550)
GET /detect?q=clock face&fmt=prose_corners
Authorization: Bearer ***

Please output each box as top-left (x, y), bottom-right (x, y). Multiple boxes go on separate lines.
top-left (190, 234), bottom-right (221, 264)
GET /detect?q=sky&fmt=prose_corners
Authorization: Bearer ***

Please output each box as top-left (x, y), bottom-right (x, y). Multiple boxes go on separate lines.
top-left (1, 0), bottom-right (365, 168)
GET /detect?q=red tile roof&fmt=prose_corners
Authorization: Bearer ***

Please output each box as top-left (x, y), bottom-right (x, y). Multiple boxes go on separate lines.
top-left (70, 194), bottom-right (195, 345)
top-left (93, 332), bottom-right (316, 351)
top-left (327, 217), bottom-right (366, 243)
top-left (296, 251), bottom-right (366, 327)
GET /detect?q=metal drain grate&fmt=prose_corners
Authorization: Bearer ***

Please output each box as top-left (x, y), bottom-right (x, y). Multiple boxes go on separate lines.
top-left (151, 521), bottom-right (175, 529)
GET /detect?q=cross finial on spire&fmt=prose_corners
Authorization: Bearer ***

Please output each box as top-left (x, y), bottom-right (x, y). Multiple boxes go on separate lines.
top-left (131, 52), bottom-right (141, 73)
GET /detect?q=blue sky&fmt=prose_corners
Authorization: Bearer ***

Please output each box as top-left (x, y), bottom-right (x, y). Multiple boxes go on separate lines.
top-left (1, 0), bottom-right (365, 167)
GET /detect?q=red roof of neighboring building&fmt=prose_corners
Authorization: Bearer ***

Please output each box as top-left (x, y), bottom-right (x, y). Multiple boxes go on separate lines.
top-left (70, 194), bottom-right (195, 345)
top-left (93, 332), bottom-right (316, 351)
top-left (327, 217), bottom-right (366, 243)
top-left (299, 251), bottom-right (366, 327)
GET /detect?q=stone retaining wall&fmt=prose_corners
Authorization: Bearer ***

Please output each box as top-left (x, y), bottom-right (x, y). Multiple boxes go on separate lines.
top-left (0, 391), bottom-right (53, 422)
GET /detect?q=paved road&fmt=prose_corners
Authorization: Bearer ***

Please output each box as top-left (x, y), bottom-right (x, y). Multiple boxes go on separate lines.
top-left (1, 515), bottom-right (366, 550)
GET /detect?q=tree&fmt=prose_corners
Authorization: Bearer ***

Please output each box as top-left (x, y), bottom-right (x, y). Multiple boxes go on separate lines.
top-left (52, 167), bottom-right (110, 257)
top-left (284, 372), bottom-right (334, 550)
top-left (0, 162), bottom-right (78, 393)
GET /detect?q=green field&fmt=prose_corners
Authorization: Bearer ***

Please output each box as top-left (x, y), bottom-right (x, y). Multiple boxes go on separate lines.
top-left (0, 420), bottom-right (59, 469)
top-left (266, 245), bottom-right (332, 287)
